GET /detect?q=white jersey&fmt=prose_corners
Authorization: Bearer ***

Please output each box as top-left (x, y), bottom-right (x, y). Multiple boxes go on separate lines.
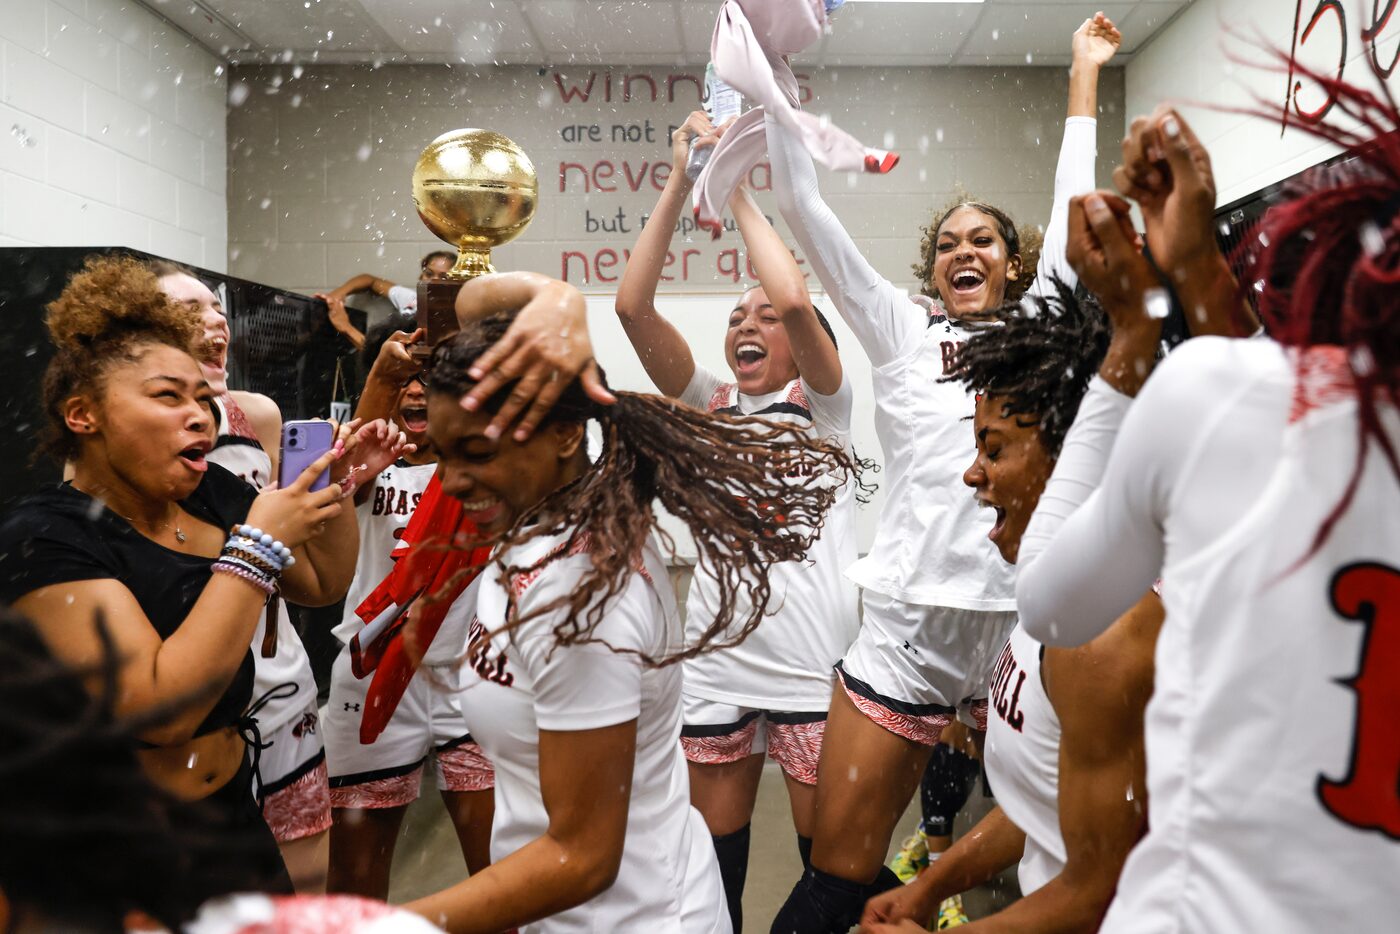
top-left (678, 369), bottom-right (859, 710)
top-left (457, 529), bottom-right (728, 934)
top-left (765, 113), bottom-right (1100, 609)
top-left (332, 460), bottom-right (436, 643)
top-left (208, 393), bottom-right (317, 734)
top-left (1016, 339), bottom-right (1400, 932)
top-left (983, 624), bottom-right (1064, 895)
top-left (210, 394), bottom-right (273, 491)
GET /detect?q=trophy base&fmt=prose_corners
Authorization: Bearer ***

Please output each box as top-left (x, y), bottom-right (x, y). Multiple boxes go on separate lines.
top-left (450, 248), bottom-right (496, 280)
top-left (412, 278), bottom-right (468, 360)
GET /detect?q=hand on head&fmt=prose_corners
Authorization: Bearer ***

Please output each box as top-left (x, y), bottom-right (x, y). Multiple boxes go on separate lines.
top-left (456, 274), bottom-right (615, 442)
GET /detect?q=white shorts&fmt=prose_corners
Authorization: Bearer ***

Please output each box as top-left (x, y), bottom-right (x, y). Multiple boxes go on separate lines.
top-left (680, 696), bottom-right (827, 785)
top-left (323, 648), bottom-right (494, 809)
top-left (253, 697), bottom-right (332, 843)
top-left (838, 592), bottom-right (1016, 745)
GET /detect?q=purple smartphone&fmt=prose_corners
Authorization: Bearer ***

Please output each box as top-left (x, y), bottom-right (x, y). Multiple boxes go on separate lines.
top-left (278, 420), bottom-right (334, 492)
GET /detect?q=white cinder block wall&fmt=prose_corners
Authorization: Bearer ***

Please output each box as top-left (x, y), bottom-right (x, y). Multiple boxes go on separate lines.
top-left (1126, 0), bottom-right (1399, 206)
top-left (0, 0), bottom-right (228, 270)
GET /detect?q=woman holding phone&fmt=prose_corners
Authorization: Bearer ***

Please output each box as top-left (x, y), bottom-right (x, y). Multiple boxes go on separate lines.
top-left (0, 255), bottom-right (404, 900)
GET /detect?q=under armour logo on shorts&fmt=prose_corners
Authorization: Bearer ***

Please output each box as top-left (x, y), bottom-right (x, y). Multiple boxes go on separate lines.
top-left (344, 702), bottom-right (361, 712)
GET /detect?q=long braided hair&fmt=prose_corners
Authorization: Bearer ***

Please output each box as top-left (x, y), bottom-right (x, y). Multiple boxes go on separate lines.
top-left (426, 312), bottom-right (854, 665)
top-left (942, 279), bottom-right (1111, 457)
top-left (1229, 51), bottom-right (1400, 554)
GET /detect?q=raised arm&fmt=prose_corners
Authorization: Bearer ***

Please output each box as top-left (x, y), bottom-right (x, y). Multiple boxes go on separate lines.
top-left (765, 113), bottom-right (923, 368)
top-left (1028, 14), bottom-right (1120, 300)
top-left (730, 187), bottom-right (842, 395)
top-left (612, 113), bottom-right (715, 397)
top-left (351, 328), bottom-right (424, 505)
top-left (324, 273), bottom-right (396, 302)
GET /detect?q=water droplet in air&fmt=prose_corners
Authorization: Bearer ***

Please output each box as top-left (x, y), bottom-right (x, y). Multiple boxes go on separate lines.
top-left (1144, 288), bottom-right (1170, 320)
top-left (1360, 221), bottom-right (1385, 257)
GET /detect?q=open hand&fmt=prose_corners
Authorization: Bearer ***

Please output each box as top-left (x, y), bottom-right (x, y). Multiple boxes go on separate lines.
top-left (334, 418), bottom-right (413, 495)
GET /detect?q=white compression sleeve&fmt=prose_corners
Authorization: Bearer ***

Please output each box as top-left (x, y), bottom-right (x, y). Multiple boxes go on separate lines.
top-left (1028, 116), bottom-right (1098, 302)
top-left (764, 113), bottom-right (924, 368)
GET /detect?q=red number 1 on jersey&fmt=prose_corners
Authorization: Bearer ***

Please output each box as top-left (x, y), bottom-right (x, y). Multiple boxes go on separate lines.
top-left (1317, 562), bottom-right (1400, 839)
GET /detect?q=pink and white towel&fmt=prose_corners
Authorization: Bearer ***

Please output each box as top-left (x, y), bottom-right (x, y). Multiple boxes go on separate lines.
top-left (693, 0), bottom-right (898, 234)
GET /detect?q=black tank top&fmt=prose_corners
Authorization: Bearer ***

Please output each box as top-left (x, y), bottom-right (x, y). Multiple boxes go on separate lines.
top-left (0, 464), bottom-right (258, 735)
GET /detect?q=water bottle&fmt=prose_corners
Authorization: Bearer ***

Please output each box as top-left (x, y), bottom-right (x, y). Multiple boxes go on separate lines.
top-left (686, 63), bottom-right (743, 181)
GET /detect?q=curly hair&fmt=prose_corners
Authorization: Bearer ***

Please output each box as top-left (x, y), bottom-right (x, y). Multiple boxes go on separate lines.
top-left (912, 193), bottom-right (1044, 306)
top-left (39, 254), bottom-right (201, 463)
top-left (0, 608), bottom-right (212, 929)
top-left (426, 312), bottom-right (855, 665)
top-left (942, 279), bottom-right (1111, 457)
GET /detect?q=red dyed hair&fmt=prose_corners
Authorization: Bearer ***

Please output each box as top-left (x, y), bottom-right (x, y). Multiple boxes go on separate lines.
top-left (1234, 51), bottom-right (1400, 554)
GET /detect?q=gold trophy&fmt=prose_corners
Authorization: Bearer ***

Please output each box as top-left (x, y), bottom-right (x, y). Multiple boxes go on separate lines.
top-left (411, 128), bottom-right (538, 353)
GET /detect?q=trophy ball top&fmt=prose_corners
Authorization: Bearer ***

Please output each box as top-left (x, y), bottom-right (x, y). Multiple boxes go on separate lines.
top-left (412, 129), bottom-right (539, 261)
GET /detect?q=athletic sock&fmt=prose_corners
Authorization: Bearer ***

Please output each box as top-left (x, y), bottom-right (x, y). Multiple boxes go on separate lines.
top-left (770, 865), bottom-right (900, 934)
top-left (796, 834), bottom-right (813, 870)
top-left (712, 824), bottom-right (751, 934)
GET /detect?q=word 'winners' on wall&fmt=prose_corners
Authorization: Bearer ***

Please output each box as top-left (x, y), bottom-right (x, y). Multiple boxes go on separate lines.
top-left (228, 63), bottom-right (1118, 297)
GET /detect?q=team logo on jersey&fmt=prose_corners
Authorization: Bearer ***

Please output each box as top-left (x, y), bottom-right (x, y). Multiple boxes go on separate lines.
top-left (1317, 562), bottom-right (1400, 840)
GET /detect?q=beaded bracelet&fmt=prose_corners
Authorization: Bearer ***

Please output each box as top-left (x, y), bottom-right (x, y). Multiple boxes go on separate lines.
top-left (224, 541), bottom-right (282, 575)
top-left (232, 525), bottom-right (297, 568)
top-left (221, 550), bottom-right (280, 578)
top-left (212, 559), bottom-right (277, 596)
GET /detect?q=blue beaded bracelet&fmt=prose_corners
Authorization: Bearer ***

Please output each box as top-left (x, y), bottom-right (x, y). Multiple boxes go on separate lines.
top-left (232, 525), bottom-right (296, 568)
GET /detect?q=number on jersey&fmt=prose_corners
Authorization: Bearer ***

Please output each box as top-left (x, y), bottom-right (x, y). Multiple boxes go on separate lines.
top-left (1317, 562), bottom-right (1400, 840)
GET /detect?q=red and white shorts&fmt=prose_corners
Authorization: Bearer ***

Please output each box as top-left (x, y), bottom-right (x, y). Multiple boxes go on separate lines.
top-left (324, 648), bottom-right (494, 810)
top-left (680, 696), bottom-right (826, 785)
top-left (255, 699), bottom-right (333, 843)
top-left (838, 593), bottom-right (1016, 745)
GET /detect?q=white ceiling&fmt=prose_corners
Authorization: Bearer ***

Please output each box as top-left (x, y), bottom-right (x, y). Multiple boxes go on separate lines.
top-left (146, 0), bottom-right (1191, 67)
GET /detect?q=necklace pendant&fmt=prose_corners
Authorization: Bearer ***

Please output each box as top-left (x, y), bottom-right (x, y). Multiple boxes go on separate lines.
top-left (175, 528), bottom-right (187, 544)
